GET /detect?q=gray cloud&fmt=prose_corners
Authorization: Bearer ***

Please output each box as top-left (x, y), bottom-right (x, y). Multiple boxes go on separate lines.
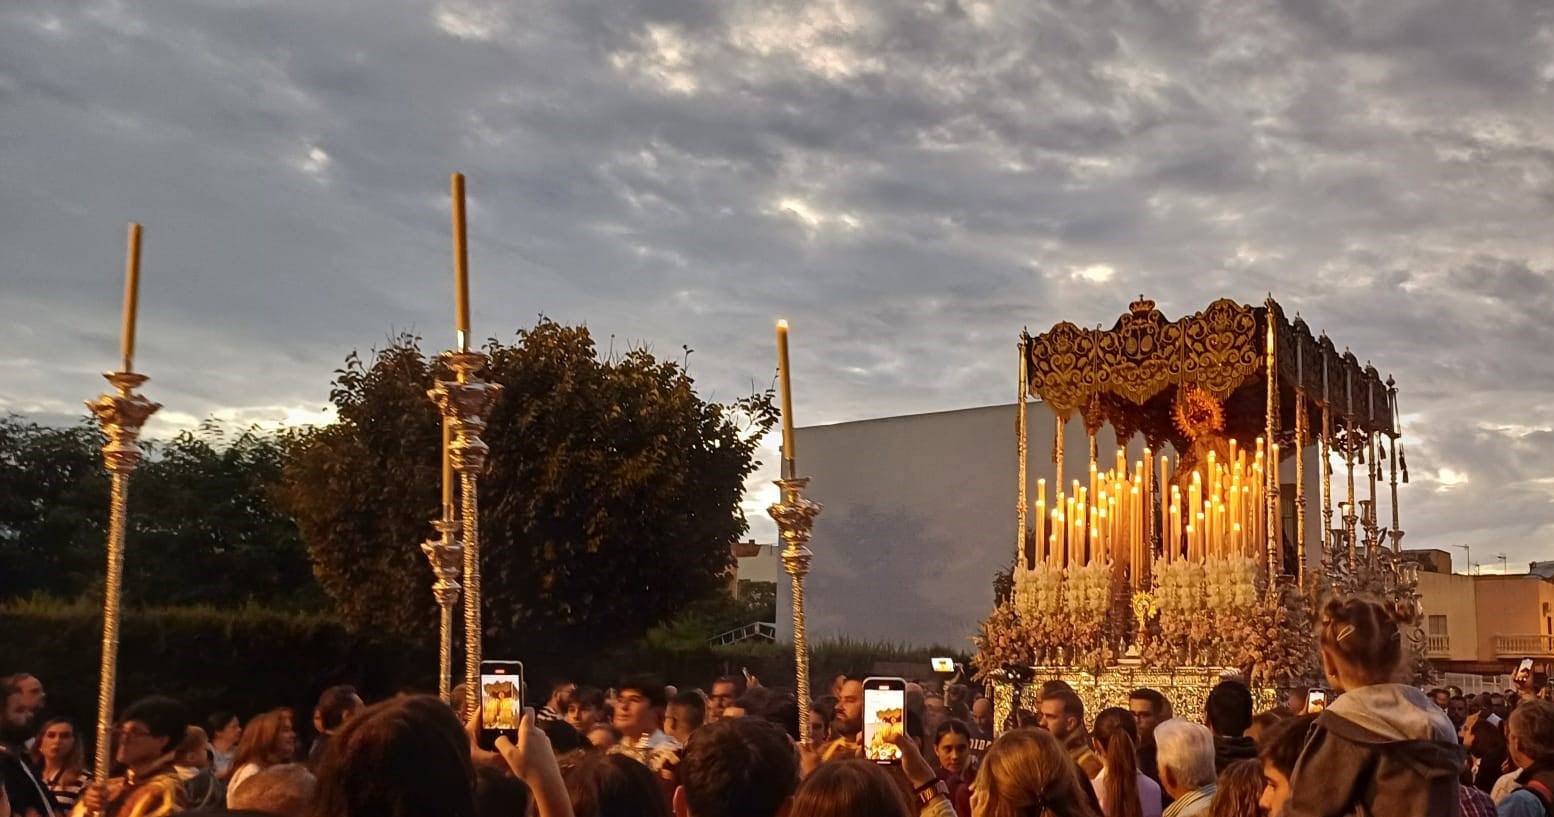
top-left (1, 0), bottom-right (1552, 571)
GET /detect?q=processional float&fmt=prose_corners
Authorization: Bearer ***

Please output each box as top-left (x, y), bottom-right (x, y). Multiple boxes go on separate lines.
top-left (976, 296), bottom-right (1424, 725)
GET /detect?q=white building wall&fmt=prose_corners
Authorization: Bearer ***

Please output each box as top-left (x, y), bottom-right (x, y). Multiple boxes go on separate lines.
top-left (777, 401), bottom-right (1336, 647)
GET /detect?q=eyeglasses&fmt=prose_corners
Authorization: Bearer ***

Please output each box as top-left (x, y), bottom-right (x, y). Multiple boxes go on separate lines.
top-left (115, 725), bottom-right (152, 740)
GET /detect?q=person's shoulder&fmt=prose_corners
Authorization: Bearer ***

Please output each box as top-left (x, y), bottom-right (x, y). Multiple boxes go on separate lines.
top-left (1497, 788), bottom-right (1547, 817)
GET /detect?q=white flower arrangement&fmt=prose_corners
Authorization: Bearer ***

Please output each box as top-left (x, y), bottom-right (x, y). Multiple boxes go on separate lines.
top-left (1065, 560), bottom-right (1113, 625)
top-left (1013, 564), bottom-right (1065, 621)
top-left (1151, 559), bottom-right (1205, 614)
top-left (1204, 556), bottom-right (1259, 611)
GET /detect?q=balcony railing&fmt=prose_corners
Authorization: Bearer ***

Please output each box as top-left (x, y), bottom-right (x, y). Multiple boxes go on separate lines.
top-left (1427, 634), bottom-right (1451, 656)
top-left (1493, 634), bottom-right (1554, 658)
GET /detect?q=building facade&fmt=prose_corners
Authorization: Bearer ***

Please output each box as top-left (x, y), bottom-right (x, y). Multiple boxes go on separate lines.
top-left (1409, 548), bottom-right (1554, 677)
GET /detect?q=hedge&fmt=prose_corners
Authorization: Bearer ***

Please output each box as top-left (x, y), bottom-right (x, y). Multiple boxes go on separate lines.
top-left (3, 599), bottom-right (972, 745)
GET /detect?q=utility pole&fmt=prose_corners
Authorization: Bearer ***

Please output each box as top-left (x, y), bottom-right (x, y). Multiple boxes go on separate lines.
top-left (1498, 553), bottom-right (1508, 574)
top-left (1456, 543), bottom-right (1472, 575)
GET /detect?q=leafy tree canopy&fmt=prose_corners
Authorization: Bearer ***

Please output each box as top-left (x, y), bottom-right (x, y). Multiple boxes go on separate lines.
top-left (0, 415), bottom-right (316, 608)
top-left (278, 319), bottom-right (776, 651)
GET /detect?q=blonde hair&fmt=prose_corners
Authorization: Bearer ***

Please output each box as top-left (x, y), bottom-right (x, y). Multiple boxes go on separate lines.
top-left (973, 728), bottom-right (1099, 817)
top-left (1319, 595), bottom-right (1405, 686)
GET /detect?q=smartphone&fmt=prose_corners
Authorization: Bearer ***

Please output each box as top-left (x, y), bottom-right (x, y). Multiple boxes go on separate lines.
top-left (1307, 689), bottom-right (1328, 714)
top-left (863, 676), bottom-right (907, 764)
top-left (1520, 658), bottom-right (1535, 673)
top-left (478, 660), bottom-right (524, 750)
top-left (930, 657), bottom-right (955, 673)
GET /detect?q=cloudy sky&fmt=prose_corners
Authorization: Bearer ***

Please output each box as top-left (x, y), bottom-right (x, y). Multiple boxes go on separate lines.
top-left (2, 0), bottom-right (1551, 572)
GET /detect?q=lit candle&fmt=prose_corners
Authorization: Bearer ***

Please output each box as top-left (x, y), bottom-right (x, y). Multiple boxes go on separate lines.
top-left (776, 320), bottom-right (796, 477)
top-left (451, 173), bottom-right (471, 352)
top-left (120, 223), bottom-right (143, 373)
top-left (1037, 479), bottom-right (1047, 553)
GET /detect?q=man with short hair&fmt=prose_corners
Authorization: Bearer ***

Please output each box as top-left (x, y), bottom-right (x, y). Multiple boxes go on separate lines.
top-left (565, 687), bottom-right (606, 734)
top-left (1038, 690), bottom-right (1102, 779)
top-left (1, 681), bottom-right (55, 817)
top-left (1430, 688), bottom-right (1451, 711)
top-left (614, 675), bottom-right (675, 749)
top-left (1156, 719), bottom-right (1218, 817)
top-left (1499, 699), bottom-right (1554, 817)
top-left (671, 717), bottom-right (797, 817)
top-left (3, 678), bottom-right (43, 718)
top-left (1205, 679), bottom-right (1256, 772)
top-left (1257, 714), bottom-right (1314, 816)
top-left (706, 676), bottom-right (746, 723)
top-left (1448, 695), bottom-right (1468, 730)
top-left (834, 677), bottom-right (864, 742)
top-left (1130, 687), bottom-right (1168, 786)
top-left (969, 697), bottom-right (994, 740)
top-left (665, 691), bottom-right (707, 746)
top-left (306, 685), bottom-right (362, 768)
top-left (227, 763), bottom-right (315, 817)
top-left (538, 680), bottom-right (575, 723)
top-left (75, 697), bottom-right (191, 817)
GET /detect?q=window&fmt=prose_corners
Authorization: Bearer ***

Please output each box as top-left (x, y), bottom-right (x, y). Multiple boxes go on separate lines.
top-left (1428, 615), bottom-right (1448, 636)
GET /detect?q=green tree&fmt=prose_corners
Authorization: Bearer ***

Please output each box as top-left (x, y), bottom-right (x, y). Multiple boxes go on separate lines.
top-left (279, 320), bottom-right (776, 650)
top-left (130, 422), bottom-right (319, 608)
top-left (0, 416), bottom-right (315, 607)
top-left (0, 417), bottom-right (109, 599)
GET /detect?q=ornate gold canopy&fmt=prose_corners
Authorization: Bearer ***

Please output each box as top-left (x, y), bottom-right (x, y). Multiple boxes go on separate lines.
top-left (1024, 297), bottom-right (1395, 445)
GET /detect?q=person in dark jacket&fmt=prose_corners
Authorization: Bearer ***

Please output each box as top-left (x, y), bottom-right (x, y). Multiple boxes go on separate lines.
top-left (1205, 680), bottom-right (1257, 773)
top-left (1283, 596), bottom-right (1463, 817)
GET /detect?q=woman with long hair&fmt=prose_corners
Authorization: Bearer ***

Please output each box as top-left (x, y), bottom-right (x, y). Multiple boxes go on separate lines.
top-left (564, 752), bottom-right (671, 817)
top-left (1464, 716), bottom-right (1509, 793)
top-left (29, 718), bottom-right (90, 809)
top-left (790, 758), bottom-right (913, 817)
top-left (1089, 708), bottom-right (1160, 817)
top-left (973, 728), bottom-right (1100, 817)
top-left (1283, 596), bottom-right (1461, 817)
top-left (1207, 760), bottom-right (1263, 817)
top-left (228, 709), bottom-right (298, 796)
top-left (931, 719), bottom-right (975, 817)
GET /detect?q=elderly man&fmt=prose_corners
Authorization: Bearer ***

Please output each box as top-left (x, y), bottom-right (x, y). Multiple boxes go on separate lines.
top-left (1500, 699), bottom-right (1554, 817)
top-left (1156, 719), bottom-right (1218, 817)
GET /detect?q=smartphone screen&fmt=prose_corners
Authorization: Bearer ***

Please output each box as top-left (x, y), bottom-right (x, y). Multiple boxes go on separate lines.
top-left (930, 657), bottom-right (955, 673)
top-left (478, 660), bottom-right (524, 750)
top-left (863, 677), bottom-right (906, 764)
top-left (1307, 689), bottom-right (1327, 714)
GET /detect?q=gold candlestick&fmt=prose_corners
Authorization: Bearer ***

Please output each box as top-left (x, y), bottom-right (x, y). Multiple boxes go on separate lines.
top-left (776, 320), bottom-right (796, 478)
top-left (86, 371), bottom-right (160, 796)
top-left (430, 352), bottom-right (502, 721)
top-left (422, 517), bottom-right (463, 702)
top-left (769, 476), bottom-right (821, 745)
top-left (86, 224), bottom-right (161, 797)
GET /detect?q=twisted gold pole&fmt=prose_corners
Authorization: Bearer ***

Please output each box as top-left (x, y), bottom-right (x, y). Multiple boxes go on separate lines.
top-left (1321, 404), bottom-right (1333, 569)
top-left (422, 517), bottom-right (463, 702)
top-left (431, 351), bottom-right (502, 721)
top-left (769, 477), bottom-right (821, 745)
top-left (85, 371), bottom-right (160, 792)
top-left (1016, 340), bottom-right (1028, 570)
top-left (1264, 300), bottom-right (1281, 580)
top-left (1295, 390), bottom-right (1307, 590)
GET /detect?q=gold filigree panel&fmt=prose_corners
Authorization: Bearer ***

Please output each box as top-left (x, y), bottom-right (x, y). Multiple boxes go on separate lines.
top-left (1027, 298), bottom-right (1260, 413)
top-left (991, 667), bottom-right (1279, 736)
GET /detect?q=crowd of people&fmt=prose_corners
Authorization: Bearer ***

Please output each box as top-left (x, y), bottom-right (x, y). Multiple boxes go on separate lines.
top-left (4, 596), bottom-right (1554, 817)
